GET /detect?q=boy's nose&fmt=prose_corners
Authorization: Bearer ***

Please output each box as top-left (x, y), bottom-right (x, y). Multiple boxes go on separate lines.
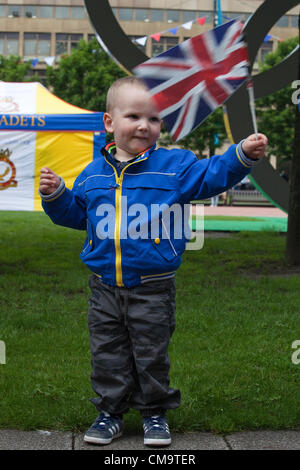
top-left (137, 119), bottom-right (148, 130)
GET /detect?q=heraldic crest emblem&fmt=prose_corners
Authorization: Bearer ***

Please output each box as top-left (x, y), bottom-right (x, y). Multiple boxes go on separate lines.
top-left (0, 148), bottom-right (17, 190)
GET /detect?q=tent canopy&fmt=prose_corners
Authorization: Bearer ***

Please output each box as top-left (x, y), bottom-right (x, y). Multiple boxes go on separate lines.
top-left (0, 82), bottom-right (106, 211)
top-left (0, 82), bottom-right (104, 132)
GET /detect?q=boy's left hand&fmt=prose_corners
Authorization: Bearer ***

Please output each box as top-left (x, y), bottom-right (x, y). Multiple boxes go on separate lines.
top-left (242, 133), bottom-right (268, 160)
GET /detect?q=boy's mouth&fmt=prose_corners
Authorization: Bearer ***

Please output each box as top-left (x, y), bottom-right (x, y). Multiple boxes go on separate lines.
top-left (133, 136), bottom-right (149, 145)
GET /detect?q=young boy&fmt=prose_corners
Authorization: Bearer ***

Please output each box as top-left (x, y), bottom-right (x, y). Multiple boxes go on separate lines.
top-left (39, 76), bottom-right (267, 447)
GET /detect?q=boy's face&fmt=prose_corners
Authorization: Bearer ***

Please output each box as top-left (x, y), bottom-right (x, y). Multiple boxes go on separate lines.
top-left (104, 84), bottom-right (162, 161)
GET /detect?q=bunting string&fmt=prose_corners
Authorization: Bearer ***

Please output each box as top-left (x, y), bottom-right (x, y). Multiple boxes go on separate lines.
top-left (133, 15), bottom-right (208, 47)
top-left (24, 12), bottom-right (281, 70)
top-left (132, 14), bottom-right (282, 48)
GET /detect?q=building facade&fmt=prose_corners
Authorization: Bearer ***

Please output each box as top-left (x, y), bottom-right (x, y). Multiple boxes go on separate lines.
top-left (0, 0), bottom-right (298, 76)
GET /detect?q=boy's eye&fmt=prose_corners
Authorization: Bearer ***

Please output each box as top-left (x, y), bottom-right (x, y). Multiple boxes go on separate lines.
top-left (150, 117), bottom-right (160, 123)
top-left (128, 114), bottom-right (138, 120)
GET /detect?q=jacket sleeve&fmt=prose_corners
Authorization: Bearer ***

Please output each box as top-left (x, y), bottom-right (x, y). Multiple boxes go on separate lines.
top-left (40, 173), bottom-right (87, 230)
top-left (177, 142), bottom-right (259, 203)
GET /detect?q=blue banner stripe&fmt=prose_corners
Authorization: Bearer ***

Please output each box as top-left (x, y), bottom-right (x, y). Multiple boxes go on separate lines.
top-left (0, 113), bottom-right (105, 132)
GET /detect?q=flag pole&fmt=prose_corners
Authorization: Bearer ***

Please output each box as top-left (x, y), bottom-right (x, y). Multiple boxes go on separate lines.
top-left (246, 77), bottom-right (258, 140)
top-left (215, 0), bottom-right (232, 146)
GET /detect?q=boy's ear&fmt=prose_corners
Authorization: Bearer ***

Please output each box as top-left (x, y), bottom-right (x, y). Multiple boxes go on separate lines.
top-left (103, 112), bottom-right (114, 133)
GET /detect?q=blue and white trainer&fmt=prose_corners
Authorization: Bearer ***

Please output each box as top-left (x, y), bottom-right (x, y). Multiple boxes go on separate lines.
top-left (84, 411), bottom-right (123, 445)
top-left (143, 415), bottom-right (171, 446)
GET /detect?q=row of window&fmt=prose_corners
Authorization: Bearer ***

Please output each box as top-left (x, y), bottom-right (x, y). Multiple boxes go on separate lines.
top-left (0, 5), bottom-right (85, 19)
top-left (0, 30), bottom-right (274, 66)
top-left (113, 8), bottom-right (297, 28)
top-left (0, 32), bottom-right (86, 58)
top-left (0, 5), bottom-right (297, 27)
top-left (131, 35), bottom-right (274, 63)
top-left (115, 8), bottom-right (213, 24)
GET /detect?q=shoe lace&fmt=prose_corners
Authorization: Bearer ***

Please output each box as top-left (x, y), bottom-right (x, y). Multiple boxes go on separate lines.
top-left (145, 415), bottom-right (167, 431)
top-left (94, 412), bottom-right (113, 428)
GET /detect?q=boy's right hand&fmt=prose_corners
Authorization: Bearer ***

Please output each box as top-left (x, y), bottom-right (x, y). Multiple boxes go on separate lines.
top-left (39, 167), bottom-right (60, 195)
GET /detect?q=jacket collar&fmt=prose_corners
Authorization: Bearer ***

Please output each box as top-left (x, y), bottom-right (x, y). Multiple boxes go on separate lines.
top-left (101, 141), bottom-right (156, 162)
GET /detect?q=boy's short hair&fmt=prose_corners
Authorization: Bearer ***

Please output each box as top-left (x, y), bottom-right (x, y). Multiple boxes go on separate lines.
top-left (106, 76), bottom-right (148, 112)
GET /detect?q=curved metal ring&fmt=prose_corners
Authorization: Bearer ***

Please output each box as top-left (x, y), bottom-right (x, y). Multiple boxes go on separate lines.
top-left (226, 0), bottom-right (299, 211)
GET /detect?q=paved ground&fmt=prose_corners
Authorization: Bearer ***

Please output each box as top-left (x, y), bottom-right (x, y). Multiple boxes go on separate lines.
top-left (190, 204), bottom-right (288, 233)
top-left (193, 204), bottom-right (287, 218)
top-left (0, 428), bottom-right (300, 451)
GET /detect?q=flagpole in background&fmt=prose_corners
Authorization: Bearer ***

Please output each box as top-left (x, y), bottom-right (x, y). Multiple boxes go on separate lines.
top-left (246, 78), bottom-right (259, 139)
top-left (214, 1), bottom-right (258, 142)
top-left (213, 0), bottom-right (222, 27)
top-left (215, 1), bottom-right (233, 145)
top-left (217, 0), bottom-right (222, 26)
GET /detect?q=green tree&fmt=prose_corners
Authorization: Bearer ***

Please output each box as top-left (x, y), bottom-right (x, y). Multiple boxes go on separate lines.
top-left (256, 36), bottom-right (298, 173)
top-left (0, 55), bottom-right (32, 81)
top-left (45, 38), bottom-right (126, 111)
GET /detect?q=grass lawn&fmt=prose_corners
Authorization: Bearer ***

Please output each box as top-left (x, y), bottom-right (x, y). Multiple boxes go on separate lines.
top-left (0, 211), bottom-right (300, 434)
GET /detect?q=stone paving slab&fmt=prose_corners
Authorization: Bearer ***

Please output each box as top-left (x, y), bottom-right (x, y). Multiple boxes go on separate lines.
top-left (201, 205), bottom-right (287, 218)
top-left (0, 429), bottom-right (72, 450)
top-left (226, 430), bottom-right (300, 450)
top-left (74, 431), bottom-right (229, 451)
top-left (1, 429), bottom-right (300, 451)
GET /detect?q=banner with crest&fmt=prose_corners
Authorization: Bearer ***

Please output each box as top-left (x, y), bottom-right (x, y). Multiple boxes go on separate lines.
top-left (0, 82), bottom-right (105, 211)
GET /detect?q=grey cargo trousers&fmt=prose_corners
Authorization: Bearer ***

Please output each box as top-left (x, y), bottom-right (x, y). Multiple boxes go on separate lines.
top-left (88, 274), bottom-right (181, 417)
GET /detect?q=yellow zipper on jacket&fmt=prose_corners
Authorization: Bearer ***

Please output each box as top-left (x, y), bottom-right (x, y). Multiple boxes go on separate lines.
top-left (104, 154), bottom-right (148, 287)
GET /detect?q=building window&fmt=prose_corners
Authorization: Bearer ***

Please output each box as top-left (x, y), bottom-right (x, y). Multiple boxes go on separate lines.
top-left (38, 34), bottom-right (51, 57)
top-left (291, 15), bottom-right (298, 28)
top-left (56, 33), bottom-right (83, 57)
top-left (56, 33), bottom-right (68, 56)
top-left (276, 15), bottom-right (289, 27)
top-left (71, 6), bottom-right (85, 19)
top-left (70, 34), bottom-right (83, 51)
top-left (182, 11), bottom-right (196, 23)
top-left (119, 8), bottom-right (133, 21)
top-left (24, 6), bottom-right (37, 19)
top-left (152, 36), bottom-right (178, 56)
top-left (0, 32), bottom-right (19, 55)
top-left (199, 11), bottom-right (211, 23)
top-left (224, 12), bottom-right (244, 21)
top-left (135, 9), bottom-right (149, 22)
top-left (56, 6), bottom-right (69, 19)
top-left (167, 10), bottom-right (180, 23)
top-left (40, 6), bottom-right (53, 18)
top-left (8, 5), bottom-right (21, 18)
top-left (259, 41), bottom-right (273, 63)
top-left (24, 33), bottom-right (51, 59)
top-left (151, 9), bottom-right (164, 22)
top-left (0, 5), bottom-right (6, 17)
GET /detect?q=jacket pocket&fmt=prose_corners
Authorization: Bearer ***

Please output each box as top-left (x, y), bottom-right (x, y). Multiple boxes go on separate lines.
top-left (151, 236), bottom-right (178, 262)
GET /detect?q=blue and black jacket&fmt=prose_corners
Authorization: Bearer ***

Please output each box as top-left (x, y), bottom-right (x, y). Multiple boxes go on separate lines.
top-left (40, 141), bottom-right (257, 288)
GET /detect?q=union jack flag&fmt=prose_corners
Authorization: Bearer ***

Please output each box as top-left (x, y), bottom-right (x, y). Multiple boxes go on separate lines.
top-left (134, 20), bottom-right (249, 142)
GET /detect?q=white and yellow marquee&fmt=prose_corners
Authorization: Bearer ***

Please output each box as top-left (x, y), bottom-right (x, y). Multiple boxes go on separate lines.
top-left (0, 82), bottom-right (105, 211)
